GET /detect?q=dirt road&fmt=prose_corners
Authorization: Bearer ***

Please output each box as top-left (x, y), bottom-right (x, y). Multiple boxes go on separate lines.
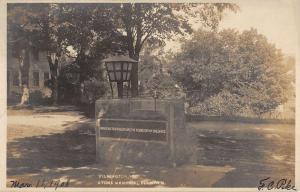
top-left (7, 106), bottom-right (295, 188)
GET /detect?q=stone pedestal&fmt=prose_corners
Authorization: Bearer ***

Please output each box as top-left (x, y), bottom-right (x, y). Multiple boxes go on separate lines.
top-left (95, 98), bottom-right (190, 166)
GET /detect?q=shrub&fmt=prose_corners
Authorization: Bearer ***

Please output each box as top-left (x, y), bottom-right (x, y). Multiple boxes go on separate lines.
top-left (144, 73), bottom-right (184, 99)
top-left (189, 90), bottom-right (257, 117)
top-left (82, 78), bottom-right (108, 103)
top-left (29, 89), bottom-right (52, 105)
top-left (7, 91), bottom-right (21, 105)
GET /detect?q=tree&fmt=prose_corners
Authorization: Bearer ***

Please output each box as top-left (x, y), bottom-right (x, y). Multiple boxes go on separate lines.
top-left (31, 4), bottom-right (65, 104)
top-left (110, 3), bottom-right (239, 96)
top-left (58, 4), bottom-right (125, 82)
top-left (56, 4), bottom-right (128, 103)
top-left (8, 4), bottom-right (65, 104)
top-left (7, 4), bottom-right (35, 104)
top-left (8, 3), bottom-right (239, 103)
top-left (8, 4), bottom-right (123, 104)
top-left (139, 43), bottom-right (165, 85)
top-left (171, 28), bottom-right (293, 115)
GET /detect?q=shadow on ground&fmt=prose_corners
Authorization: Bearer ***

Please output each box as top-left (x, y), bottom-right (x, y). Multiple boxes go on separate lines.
top-left (189, 121), bottom-right (295, 187)
top-left (7, 120), bottom-right (96, 176)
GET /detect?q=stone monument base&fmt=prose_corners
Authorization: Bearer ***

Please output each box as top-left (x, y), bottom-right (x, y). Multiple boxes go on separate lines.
top-left (95, 98), bottom-right (192, 166)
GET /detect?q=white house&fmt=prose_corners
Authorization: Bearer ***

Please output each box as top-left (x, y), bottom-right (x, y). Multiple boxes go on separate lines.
top-left (7, 48), bottom-right (51, 97)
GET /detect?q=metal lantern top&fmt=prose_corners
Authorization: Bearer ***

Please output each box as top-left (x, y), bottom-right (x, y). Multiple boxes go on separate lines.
top-left (102, 55), bottom-right (138, 63)
top-left (103, 55), bottom-right (138, 82)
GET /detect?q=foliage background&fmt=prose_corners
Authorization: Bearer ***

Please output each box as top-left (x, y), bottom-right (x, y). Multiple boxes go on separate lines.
top-left (169, 29), bottom-right (294, 117)
top-left (7, 3), bottom-right (295, 119)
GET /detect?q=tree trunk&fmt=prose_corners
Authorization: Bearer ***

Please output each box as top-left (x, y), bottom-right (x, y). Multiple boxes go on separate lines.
top-left (129, 52), bottom-right (139, 97)
top-left (76, 49), bottom-right (87, 83)
top-left (47, 53), bottom-right (59, 105)
top-left (76, 51), bottom-right (88, 104)
top-left (18, 48), bottom-right (30, 105)
top-left (123, 4), bottom-right (140, 97)
top-left (52, 79), bottom-right (58, 105)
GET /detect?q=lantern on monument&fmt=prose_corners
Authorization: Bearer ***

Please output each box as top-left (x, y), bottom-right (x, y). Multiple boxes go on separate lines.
top-left (103, 55), bottom-right (138, 98)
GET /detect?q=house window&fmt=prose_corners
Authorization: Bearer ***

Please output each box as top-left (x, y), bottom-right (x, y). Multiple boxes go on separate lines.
top-left (13, 71), bottom-right (19, 86)
top-left (11, 48), bottom-right (19, 58)
top-left (33, 71), bottom-right (40, 87)
top-left (44, 72), bottom-right (50, 81)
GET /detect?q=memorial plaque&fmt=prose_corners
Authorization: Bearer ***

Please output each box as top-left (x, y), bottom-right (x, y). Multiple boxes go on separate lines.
top-left (95, 99), bottom-right (188, 166)
top-left (98, 118), bottom-right (167, 141)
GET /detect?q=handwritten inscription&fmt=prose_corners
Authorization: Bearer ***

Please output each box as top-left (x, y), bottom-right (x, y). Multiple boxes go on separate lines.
top-left (10, 178), bottom-right (70, 190)
top-left (10, 180), bottom-right (32, 188)
top-left (258, 177), bottom-right (296, 191)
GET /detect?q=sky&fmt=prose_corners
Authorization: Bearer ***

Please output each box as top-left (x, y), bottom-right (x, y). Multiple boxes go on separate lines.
top-left (166, 0), bottom-right (298, 57)
top-left (220, 0), bottom-right (297, 56)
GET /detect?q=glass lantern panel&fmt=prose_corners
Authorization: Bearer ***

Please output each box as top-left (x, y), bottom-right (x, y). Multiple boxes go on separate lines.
top-left (127, 63), bottom-right (132, 70)
top-left (107, 63), bottom-right (114, 71)
top-left (123, 72), bottom-right (127, 80)
top-left (114, 62), bottom-right (121, 70)
top-left (123, 63), bottom-right (128, 70)
top-left (116, 72), bottom-right (121, 80)
top-left (126, 72), bottom-right (131, 80)
top-left (109, 72), bottom-right (115, 80)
